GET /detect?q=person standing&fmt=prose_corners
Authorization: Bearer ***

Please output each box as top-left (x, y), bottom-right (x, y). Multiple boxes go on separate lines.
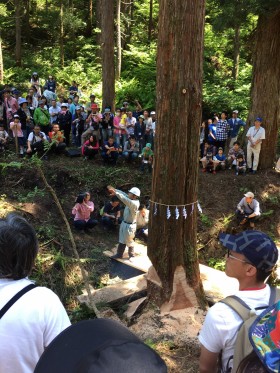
top-left (246, 117), bottom-right (265, 174)
top-left (0, 213), bottom-right (70, 373)
top-left (3, 89), bottom-right (19, 126)
top-left (228, 110), bottom-right (246, 148)
top-left (107, 186), bottom-right (140, 260)
top-left (215, 111), bottom-right (229, 150)
top-left (33, 100), bottom-right (51, 135)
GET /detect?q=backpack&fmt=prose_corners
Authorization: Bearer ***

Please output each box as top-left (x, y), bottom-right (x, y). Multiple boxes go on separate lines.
top-left (219, 286), bottom-right (280, 373)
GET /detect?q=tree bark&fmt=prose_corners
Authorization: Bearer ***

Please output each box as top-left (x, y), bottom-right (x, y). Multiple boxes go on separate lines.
top-left (95, 0), bottom-right (102, 59)
top-left (148, 0), bottom-right (153, 44)
top-left (59, 0), bottom-right (64, 67)
top-left (116, 0), bottom-right (121, 80)
top-left (15, 0), bottom-right (22, 67)
top-left (86, 0), bottom-right (93, 36)
top-left (147, 0), bottom-right (207, 312)
top-left (247, 9), bottom-right (280, 169)
top-left (0, 33), bottom-right (3, 83)
top-left (101, 0), bottom-right (115, 112)
top-left (232, 24), bottom-right (240, 81)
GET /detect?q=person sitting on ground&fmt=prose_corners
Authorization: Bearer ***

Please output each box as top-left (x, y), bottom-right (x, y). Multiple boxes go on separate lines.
top-left (227, 141), bottom-right (245, 169)
top-left (69, 81), bottom-right (78, 96)
top-left (140, 142), bottom-right (153, 172)
top-left (136, 204), bottom-right (149, 240)
top-left (9, 114), bottom-right (25, 156)
top-left (235, 153), bottom-right (246, 176)
top-left (0, 123), bottom-right (9, 151)
top-left (212, 147), bottom-right (226, 174)
top-left (82, 134), bottom-right (99, 160)
top-left (107, 186), bottom-right (140, 260)
top-left (48, 124), bottom-right (66, 154)
top-left (123, 135), bottom-right (140, 162)
top-left (72, 192), bottom-right (98, 232)
top-left (26, 125), bottom-right (47, 156)
top-left (45, 75), bottom-right (56, 93)
top-left (101, 195), bottom-right (122, 230)
top-left (0, 213), bottom-right (70, 373)
top-left (236, 191), bottom-right (261, 228)
top-left (199, 230), bottom-right (279, 373)
top-left (201, 141), bottom-right (217, 172)
top-left (101, 136), bottom-right (121, 166)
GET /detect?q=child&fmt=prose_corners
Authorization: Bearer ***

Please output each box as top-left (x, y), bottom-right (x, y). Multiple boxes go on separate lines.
top-left (0, 124), bottom-right (9, 151)
top-left (141, 143), bottom-right (153, 172)
top-left (235, 153), bottom-right (246, 176)
top-left (201, 141), bottom-right (216, 172)
top-left (9, 115), bottom-right (25, 156)
top-left (213, 147), bottom-right (226, 174)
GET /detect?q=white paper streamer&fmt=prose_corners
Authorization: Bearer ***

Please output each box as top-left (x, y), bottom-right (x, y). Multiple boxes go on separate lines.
top-left (183, 207), bottom-right (187, 219)
top-left (167, 206), bottom-right (171, 219)
top-left (175, 206), bottom-right (179, 219)
top-left (197, 202), bottom-right (202, 213)
top-left (190, 203), bottom-right (194, 215)
top-left (154, 203), bottom-right (158, 216)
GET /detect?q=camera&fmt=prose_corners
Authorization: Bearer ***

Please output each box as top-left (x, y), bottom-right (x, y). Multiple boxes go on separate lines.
top-left (76, 193), bottom-right (85, 204)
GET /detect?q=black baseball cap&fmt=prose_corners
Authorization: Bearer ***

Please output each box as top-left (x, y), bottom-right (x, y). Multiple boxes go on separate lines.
top-left (34, 319), bottom-right (167, 373)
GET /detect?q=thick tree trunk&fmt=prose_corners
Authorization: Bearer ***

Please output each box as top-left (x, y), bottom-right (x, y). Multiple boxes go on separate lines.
top-left (23, 0), bottom-right (30, 43)
top-left (116, 0), bottom-right (121, 80)
top-left (59, 0), bottom-right (64, 67)
top-left (147, 0), bottom-right (207, 312)
top-left (232, 24), bottom-right (240, 81)
top-left (0, 34), bottom-right (3, 83)
top-left (86, 0), bottom-right (93, 36)
top-left (247, 9), bottom-right (280, 169)
top-left (15, 0), bottom-right (22, 67)
top-left (101, 0), bottom-right (115, 112)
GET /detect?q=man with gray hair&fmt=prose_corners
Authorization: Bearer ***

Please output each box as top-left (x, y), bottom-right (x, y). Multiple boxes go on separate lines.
top-left (236, 191), bottom-right (261, 228)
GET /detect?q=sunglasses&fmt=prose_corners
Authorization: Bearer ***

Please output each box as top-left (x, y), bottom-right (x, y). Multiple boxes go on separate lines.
top-left (227, 250), bottom-right (251, 264)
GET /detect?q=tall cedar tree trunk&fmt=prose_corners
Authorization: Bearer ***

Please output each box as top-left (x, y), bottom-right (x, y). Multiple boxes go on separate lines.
top-left (15, 0), bottom-right (22, 67)
top-left (247, 9), bottom-right (280, 169)
top-left (23, 0), bottom-right (30, 43)
top-left (232, 24), bottom-right (240, 81)
top-left (126, 0), bottom-right (134, 47)
top-left (86, 0), bottom-right (93, 36)
top-left (0, 34), bottom-right (3, 83)
top-left (59, 0), bottom-right (64, 67)
top-left (148, 0), bottom-right (153, 44)
top-left (116, 0), bottom-right (121, 80)
top-left (101, 0), bottom-right (115, 112)
top-left (147, 0), bottom-right (207, 312)
top-left (95, 0), bottom-right (102, 59)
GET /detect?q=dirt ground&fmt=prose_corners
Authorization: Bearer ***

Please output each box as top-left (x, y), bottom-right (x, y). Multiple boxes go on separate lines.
top-left (0, 152), bottom-right (279, 372)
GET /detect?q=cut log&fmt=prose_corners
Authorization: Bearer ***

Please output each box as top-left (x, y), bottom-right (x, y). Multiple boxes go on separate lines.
top-left (78, 274), bottom-right (147, 306)
top-left (124, 297), bottom-right (147, 319)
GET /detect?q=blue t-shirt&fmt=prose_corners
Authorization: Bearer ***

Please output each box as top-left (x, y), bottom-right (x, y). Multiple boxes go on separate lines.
top-left (208, 124), bottom-right (217, 143)
top-left (215, 154), bottom-right (226, 161)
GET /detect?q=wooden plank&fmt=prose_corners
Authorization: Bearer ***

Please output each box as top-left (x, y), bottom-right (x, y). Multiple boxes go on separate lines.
top-left (77, 274), bottom-right (147, 306)
top-left (124, 297), bottom-right (147, 318)
top-left (104, 250), bottom-right (152, 273)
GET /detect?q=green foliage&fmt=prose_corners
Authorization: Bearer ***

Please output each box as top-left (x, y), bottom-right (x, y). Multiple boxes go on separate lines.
top-left (14, 186), bottom-right (45, 203)
top-left (208, 257), bottom-right (226, 271)
top-left (200, 213), bottom-right (213, 227)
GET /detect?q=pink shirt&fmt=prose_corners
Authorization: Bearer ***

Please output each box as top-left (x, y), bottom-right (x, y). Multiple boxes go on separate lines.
top-left (5, 97), bottom-right (19, 120)
top-left (10, 122), bottom-right (23, 137)
top-left (72, 201), bottom-right (94, 221)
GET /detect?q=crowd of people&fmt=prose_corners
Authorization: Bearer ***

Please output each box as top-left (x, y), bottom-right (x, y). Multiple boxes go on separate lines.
top-left (0, 74), bottom-right (156, 169)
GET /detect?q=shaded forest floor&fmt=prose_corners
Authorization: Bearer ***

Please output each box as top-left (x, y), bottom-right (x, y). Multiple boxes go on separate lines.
top-left (0, 150), bottom-right (279, 371)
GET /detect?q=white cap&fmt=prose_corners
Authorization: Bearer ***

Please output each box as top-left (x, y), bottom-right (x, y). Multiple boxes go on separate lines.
top-left (233, 110), bottom-right (239, 114)
top-left (61, 103), bottom-right (68, 108)
top-left (128, 187), bottom-right (141, 197)
top-left (150, 111), bottom-right (156, 115)
top-left (244, 192), bottom-right (254, 198)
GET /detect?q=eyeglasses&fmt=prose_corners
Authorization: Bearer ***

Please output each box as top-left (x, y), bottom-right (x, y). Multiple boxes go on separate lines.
top-left (227, 250), bottom-right (251, 264)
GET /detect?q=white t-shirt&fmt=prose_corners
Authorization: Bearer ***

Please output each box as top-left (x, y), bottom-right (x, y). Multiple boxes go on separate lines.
top-left (246, 126), bottom-right (265, 150)
top-left (49, 106), bottom-right (61, 123)
top-left (27, 132), bottom-right (47, 143)
top-left (198, 285), bottom-right (271, 372)
top-left (0, 278), bottom-right (71, 373)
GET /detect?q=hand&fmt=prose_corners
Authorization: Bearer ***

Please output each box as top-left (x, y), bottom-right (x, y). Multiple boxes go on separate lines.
top-left (107, 185), bottom-right (116, 195)
top-left (27, 148), bottom-right (32, 153)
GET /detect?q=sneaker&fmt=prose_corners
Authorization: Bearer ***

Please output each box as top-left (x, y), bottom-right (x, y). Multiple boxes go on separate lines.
top-left (84, 156), bottom-right (89, 161)
top-left (248, 168), bottom-right (252, 173)
top-left (128, 256), bottom-right (135, 262)
top-left (235, 172), bottom-right (239, 176)
top-left (228, 166), bottom-right (232, 170)
top-left (252, 170), bottom-right (256, 175)
top-left (202, 168), bottom-right (207, 173)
